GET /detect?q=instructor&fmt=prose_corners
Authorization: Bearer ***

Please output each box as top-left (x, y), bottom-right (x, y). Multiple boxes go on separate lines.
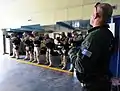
top-left (69, 2), bottom-right (115, 91)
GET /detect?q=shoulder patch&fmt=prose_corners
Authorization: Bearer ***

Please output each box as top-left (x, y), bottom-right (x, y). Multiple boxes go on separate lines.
top-left (81, 49), bottom-right (92, 58)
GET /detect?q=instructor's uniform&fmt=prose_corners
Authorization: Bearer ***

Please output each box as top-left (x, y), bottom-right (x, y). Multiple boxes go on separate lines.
top-left (69, 25), bottom-right (115, 91)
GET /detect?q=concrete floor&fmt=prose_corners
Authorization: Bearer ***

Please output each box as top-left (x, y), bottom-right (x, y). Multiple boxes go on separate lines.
top-left (0, 54), bottom-right (82, 91)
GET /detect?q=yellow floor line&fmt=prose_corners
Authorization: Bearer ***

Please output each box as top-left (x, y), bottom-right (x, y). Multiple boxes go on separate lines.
top-left (11, 58), bottom-right (73, 75)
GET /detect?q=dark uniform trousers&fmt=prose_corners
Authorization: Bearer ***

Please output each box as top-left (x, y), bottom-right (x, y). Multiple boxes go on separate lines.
top-left (82, 81), bottom-right (111, 91)
top-left (76, 71), bottom-right (112, 91)
top-left (68, 25), bottom-right (114, 91)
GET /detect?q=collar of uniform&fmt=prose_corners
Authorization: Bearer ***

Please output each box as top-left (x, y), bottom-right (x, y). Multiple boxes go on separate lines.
top-left (88, 24), bottom-right (109, 33)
